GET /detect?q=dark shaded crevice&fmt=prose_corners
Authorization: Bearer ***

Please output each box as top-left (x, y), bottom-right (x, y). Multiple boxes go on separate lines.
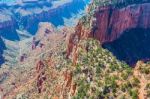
top-left (106, 8), bottom-right (113, 35)
top-left (0, 25), bottom-right (20, 41)
top-left (102, 28), bottom-right (150, 65)
top-left (0, 37), bottom-right (6, 66)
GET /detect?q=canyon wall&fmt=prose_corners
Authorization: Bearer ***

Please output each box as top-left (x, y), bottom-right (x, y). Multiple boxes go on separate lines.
top-left (93, 3), bottom-right (150, 43)
top-left (68, 2), bottom-right (150, 64)
top-left (75, 3), bottom-right (150, 43)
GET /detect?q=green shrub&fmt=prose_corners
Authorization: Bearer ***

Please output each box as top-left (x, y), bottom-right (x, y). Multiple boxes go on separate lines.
top-left (129, 89), bottom-right (138, 99)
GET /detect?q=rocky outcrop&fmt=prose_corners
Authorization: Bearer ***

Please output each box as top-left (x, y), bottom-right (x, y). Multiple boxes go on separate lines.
top-left (74, 3), bottom-right (150, 43)
top-left (67, 2), bottom-right (150, 64)
top-left (36, 60), bottom-right (46, 93)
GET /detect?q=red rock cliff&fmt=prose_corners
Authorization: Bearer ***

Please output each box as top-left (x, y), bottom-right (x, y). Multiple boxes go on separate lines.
top-left (93, 3), bottom-right (150, 43)
top-left (67, 3), bottom-right (150, 57)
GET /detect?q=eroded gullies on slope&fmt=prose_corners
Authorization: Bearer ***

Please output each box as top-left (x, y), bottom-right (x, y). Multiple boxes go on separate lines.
top-left (0, 37), bottom-right (6, 65)
top-left (102, 28), bottom-right (150, 65)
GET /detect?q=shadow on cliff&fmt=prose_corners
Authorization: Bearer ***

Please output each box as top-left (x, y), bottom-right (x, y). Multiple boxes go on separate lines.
top-left (0, 26), bottom-right (20, 40)
top-left (102, 28), bottom-right (150, 65)
top-left (0, 37), bottom-right (6, 66)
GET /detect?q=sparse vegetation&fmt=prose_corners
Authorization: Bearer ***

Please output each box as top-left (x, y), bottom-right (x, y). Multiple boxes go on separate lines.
top-left (11, 30), bottom-right (150, 99)
top-left (72, 39), bottom-right (145, 99)
top-left (6, 0), bottom-right (150, 99)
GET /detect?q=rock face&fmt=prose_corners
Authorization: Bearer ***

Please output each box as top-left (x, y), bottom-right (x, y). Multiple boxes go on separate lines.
top-left (67, 3), bottom-right (150, 64)
top-left (94, 3), bottom-right (150, 64)
top-left (93, 3), bottom-right (150, 43)
top-left (75, 3), bottom-right (150, 43)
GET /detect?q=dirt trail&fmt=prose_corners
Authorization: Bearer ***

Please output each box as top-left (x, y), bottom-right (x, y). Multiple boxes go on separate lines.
top-left (138, 75), bottom-right (147, 99)
top-left (134, 63), bottom-right (147, 99)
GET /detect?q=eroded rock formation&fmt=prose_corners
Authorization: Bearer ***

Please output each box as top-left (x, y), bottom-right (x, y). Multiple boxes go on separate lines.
top-left (75, 3), bottom-right (150, 43)
top-left (68, 2), bottom-right (150, 64)
top-left (94, 3), bottom-right (150, 43)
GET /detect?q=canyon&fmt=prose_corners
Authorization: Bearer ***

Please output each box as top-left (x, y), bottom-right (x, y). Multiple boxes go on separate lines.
top-left (0, 0), bottom-right (90, 66)
top-left (0, 0), bottom-right (90, 98)
top-left (0, 0), bottom-right (89, 40)
top-left (1, 0), bottom-right (150, 99)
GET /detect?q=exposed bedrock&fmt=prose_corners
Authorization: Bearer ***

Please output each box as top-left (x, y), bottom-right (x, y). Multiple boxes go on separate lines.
top-left (69, 2), bottom-right (150, 65)
top-left (93, 3), bottom-right (150, 43)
